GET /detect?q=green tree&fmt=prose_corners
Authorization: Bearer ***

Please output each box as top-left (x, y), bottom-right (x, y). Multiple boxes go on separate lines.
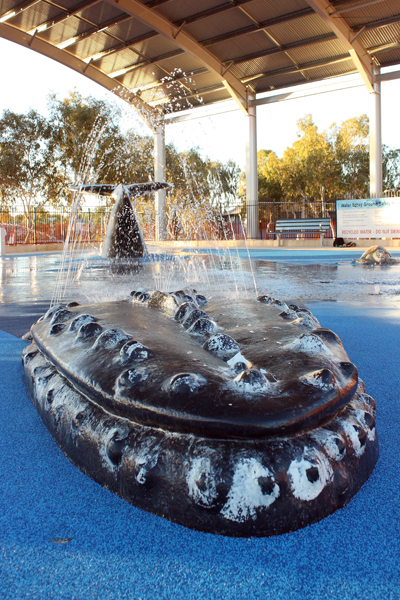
top-left (0, 109), bottom-right (67, 238)
top-left (48, 90), bottom-right (123, 189)
top-left (330, 115), bottom-right (370, 198)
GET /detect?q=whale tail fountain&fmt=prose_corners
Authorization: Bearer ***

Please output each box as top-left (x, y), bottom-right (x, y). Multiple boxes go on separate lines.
top-left (71, 182), bottom-right (170, 259)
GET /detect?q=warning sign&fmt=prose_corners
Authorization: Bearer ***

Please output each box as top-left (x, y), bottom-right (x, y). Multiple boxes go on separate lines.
top-left (336, 198), bottom-right (400, 239)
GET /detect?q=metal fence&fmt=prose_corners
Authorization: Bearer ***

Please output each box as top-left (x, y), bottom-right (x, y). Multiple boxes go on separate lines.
top-left (0, 200), bottom-right (337, 245)
top-left (0, 208), bottom-right (114, 246)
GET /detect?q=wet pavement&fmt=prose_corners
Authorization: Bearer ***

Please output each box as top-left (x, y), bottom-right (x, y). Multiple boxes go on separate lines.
top-left (1, 247), bottom-right (400, 337)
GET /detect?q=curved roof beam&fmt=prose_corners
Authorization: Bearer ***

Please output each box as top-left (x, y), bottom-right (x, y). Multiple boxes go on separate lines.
top-left (104, 0), bottom-right (250, 113)
top-left (0, 20), bottom-right (160, 130)
top-left (304, 0), bottom-right (374, 91)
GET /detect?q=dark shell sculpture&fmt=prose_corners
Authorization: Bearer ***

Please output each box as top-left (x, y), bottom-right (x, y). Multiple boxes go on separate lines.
top-left (22, 289), bottom-right (378, 537)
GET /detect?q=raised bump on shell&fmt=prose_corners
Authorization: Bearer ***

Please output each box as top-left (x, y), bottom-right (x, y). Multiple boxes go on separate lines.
top-left (93, 329), bottom-right (131, 350)
top-left (120, 341), bottom-right (149, 362)
top-left (49, 323), bottom-right (67, 336)
top-left (187, 457), bottom-right (217, 507)
top-left (291, 314), bottom-right (321, 329)
top-left (183, 309), bottom-right (209, 329)
top-left (23, 349), bottom-right (39, 363)
top-left (76, 322), bottom-right (103, 340)
top-left (234, 369), bottom-right (269, 390)
top-left (187, 318), bottom-right (217, 336)
top-left (257, 295), bottom-right (275, 304)
top-left (107, 431), bottom-right (128, 466)
top-left (291, 333), bottom-right (328, 354)
top-left (203, 333), bottom-right (240, 361)
top-left (300, 369), bottom-right (336, 390)
top-left (339, 362), bottom-right (357, 379)
top-left (174, 302), bottom-right (197, 322)
top-left (221, 458), bottom-right (280, 522)
top-left (117, 368), bottom-right (148, 390)
top-left (232, 361), bottom-right (247, 375)
top-left (165, 373), bottom-right (205, 395)
top-left (195, 294), bottom-right (207, 306)
top-left (279, 309), bottom-right (298, 320)
top-left (69, 314), bottom-right (97, 332)
top-left (50, 309), bottom-right (73, 325)
top-left (44, 304), bottom-right (65, 320)
top-left (313, 328), bottom-right (343, 346)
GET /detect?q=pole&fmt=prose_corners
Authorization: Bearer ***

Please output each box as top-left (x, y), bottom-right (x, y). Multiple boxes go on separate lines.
top-left (154, 119), bottom-right (167, 241)
top-left (370, 67), bottom-right (382, 198)
top-left (246, 98), bottom-right (258, 239)
top-left (88, 208), bottom-right (91, 243)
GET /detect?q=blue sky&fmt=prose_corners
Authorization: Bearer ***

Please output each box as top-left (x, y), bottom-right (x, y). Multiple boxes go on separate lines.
top-left (1, 37), bottom-right (400, 169)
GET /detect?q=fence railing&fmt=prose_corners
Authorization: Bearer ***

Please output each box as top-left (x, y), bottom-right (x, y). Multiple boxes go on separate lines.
top-left (0, 201), bottom-right (337, 245)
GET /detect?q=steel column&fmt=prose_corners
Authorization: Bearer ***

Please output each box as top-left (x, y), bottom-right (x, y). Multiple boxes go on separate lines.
top-left (246, 100), bottom-right (258, 239)
top-left (370, 71), bottom-right (382, 198)
top-left (154, 120), bottom-right (167, 241)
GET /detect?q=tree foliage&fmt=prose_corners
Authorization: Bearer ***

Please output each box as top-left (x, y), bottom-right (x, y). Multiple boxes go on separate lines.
top-left (0, 91), bottom-right (240, 242)
top-left (0, 109), bottom-right (67, 218)
top-left (256, 114), bottom-right (400, 210)
top-left (47, 90), bottom-right (124, 187)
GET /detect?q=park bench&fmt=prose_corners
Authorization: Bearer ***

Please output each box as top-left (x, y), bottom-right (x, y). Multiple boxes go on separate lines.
top-left (271, 218), bottom-right (332, 246)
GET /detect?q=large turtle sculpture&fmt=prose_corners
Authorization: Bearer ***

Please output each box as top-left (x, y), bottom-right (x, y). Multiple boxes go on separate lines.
top-left (22, 288), bottom-right (379, 537)
top-left (354, 245), bottom-right (399, 265)
top-left (22, 186), bottom-right (379, 536)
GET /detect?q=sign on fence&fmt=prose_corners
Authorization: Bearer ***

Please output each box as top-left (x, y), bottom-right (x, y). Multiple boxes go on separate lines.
top-left (336, 197), bottom-right (400, 239)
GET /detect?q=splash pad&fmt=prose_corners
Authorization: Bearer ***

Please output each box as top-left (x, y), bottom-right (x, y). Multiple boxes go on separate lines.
top-left (22, 198), bottom-right (379, 536)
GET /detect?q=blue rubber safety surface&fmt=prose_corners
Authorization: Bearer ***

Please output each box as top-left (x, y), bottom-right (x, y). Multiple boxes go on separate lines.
top-left (1, 302), bottom-right (400, 600)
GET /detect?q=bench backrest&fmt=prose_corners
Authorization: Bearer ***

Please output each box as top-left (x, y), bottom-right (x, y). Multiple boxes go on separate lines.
top-left (276, 218), bottom-right (331, 232)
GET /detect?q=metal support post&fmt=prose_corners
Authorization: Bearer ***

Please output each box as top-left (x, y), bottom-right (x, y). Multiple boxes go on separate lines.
top-left (246, 99), bottom-right (258, 239)
top-left (370, 69), bottom-right (382, 198)
top-left (0, 228), bottom-right (5, 256)
top-left (154, 119), bottom-right (167, 241)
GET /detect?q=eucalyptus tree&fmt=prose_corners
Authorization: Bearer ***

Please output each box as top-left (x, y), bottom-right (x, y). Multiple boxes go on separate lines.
top-left (47, 90), bottom-right (124, 189)
top-left (0, 109), bottom-right (68, 239)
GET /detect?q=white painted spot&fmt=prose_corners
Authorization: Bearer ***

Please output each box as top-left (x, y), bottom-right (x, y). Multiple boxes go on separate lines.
top-left (288, 447), bottom-right (333, 501)
top-left (221, 458), bottom-right (280, 522)
top-left (311, 429), bottom-right (344, 461)
top-left (132, 442), bottom-right (160, 484)
top-left (186, 456), bottom-right (217, 507)
top-left (340, 415), bottom-right (370, 457)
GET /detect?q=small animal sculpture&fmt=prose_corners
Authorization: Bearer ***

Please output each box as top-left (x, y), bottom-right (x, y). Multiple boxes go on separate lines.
top-left (354, 245), bottom-right (399, 265)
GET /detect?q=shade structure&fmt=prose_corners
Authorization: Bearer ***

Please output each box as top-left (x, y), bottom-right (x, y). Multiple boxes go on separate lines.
top-left (0, 0), bottom-right (400, 116)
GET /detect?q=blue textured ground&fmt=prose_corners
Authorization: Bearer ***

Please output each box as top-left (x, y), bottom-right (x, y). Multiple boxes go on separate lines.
top-left (1, 300), bottom-right (400, 600)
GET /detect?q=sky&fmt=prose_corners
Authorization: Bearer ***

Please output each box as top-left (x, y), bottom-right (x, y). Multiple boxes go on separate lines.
top-left (1, 37), bottom-right (400, 169)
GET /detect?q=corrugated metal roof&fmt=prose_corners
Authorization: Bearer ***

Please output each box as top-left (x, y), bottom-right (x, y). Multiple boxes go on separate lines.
top-left (209, 31), bottom-right (278, 63)
top-left (266, 12), bottom-right (332, 45)
top-left (338, 0), bottom-right (400, 28)
top-left (185, 7), bottom-right (253, 42)
top-left (248, 0), bottom-right (311, 23)
top-left (361, 21), bottom-right (400, 51)
top-left (1, 0), bottom-right (400, 114)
